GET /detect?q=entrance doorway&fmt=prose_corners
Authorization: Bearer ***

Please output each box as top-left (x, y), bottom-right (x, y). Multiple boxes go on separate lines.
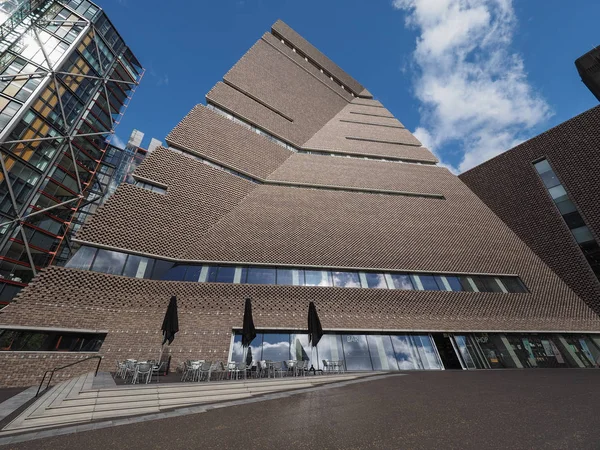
top-left (431, 333), bottom-right (463, 370)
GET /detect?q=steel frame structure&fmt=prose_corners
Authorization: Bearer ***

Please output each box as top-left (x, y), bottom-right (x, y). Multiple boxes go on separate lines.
top-left (0, 0), bottom-right (142, 301)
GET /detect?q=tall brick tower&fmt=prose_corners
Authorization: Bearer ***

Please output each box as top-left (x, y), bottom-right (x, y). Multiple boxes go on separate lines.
top-left (1, 20), bottom-right (599, 387)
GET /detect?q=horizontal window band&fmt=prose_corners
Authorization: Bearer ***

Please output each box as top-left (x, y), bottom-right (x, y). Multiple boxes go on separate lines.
top-left (222, 79), bottom-right (294, 122)
top-left (70, 239), bottom-right (522, 277)
top-left (231, 326), bottom-right (600, 335)
top-left (66, 244), bottom-right (529, 294)
top-left (346, 136), bottom-right (422, 148)
top-left (349, 111), bottom-right (395, 119)
top-left (339, 119), bottom-right (405, 129)
top-left (0, 325), bottom-right (109, 334)
top-left (300, 148), bottom-right (437, 165)
top-left (131, 174), bottom-right (168, 189)
top-left (204, 103), bottom-right (437, 165)
top-left (166, 143), bottom-right (445, 199)
top-left (263, 34), bottom-right (355, 102)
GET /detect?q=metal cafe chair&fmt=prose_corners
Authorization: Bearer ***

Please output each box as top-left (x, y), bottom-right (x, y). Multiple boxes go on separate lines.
top-left (133, 362), bottom-right (152, 384)
top-left (198, 362), bottom-right (212, 382)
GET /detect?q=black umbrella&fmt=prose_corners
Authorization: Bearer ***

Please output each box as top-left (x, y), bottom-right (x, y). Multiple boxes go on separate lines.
top-left (308, 302), bottom-right (323, 347)
top-left (158, 296), bottom-right (179, 375)
top-left (242, 297), bottom-right (257, 347)
top-left (161, 295), bottom-right (179, 345)
top-left (246, 346), bottom-right (253, 366)
top-left (307, 302), bottom-right (324, 374)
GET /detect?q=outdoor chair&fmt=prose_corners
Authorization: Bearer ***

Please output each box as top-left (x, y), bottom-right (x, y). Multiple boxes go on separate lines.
top-left (133, 362), bottom-right (152, 384)
top-left (257, 360), bottom-right (267, 378)
top-left (151, 361), bottom-right (166, 383)
top-left (208, 361), bottom-right (224, 381)
top-left (115, 361), bottom-right (127, 379)
top-left (272, 361), bottom-right (286, 378)
top-left (198, 362), bottom-right (212, 382)
top-left (322, 360), bottom-right (330, 374)
top-left (295, 360), bottom-right (307, 377)
top-left (124, 360), bottom-right (137, 382)
top-left (226, 362), bottom-right (238, 380)
top-left (182, 360), bottom-right (201, 382)
top-left (237, 362), bottom-right (248, 380)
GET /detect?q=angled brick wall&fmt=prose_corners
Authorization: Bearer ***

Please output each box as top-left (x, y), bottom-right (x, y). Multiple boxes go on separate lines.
top-left (460, 106), bottom-right (600, 315)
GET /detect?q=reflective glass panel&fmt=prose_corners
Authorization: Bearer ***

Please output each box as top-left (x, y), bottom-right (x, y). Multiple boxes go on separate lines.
top-left (316, 334), bottom-right (344, 370)
top-left (571, 226), bottom-right (594, 244)
top-left (184, 265), bottom-right (202, 282)
top-left (151, 260), bottom-right (174, 280)
top-left (231, 333), bottom-right (262, 365)
top-left (215, 266), bottom-right (236, 283)
top-left (91, 249), bottom-right (126, 275)
top-left (419, 275), bottom-right (440, 291)
top-left (445, 276), bottom-right (463, 291)
top-left (342, 334), bottom-right (372, 370)
top-left (261, 333), bottom-right (291, 362)
top-left (413, 335), bottom-right (443, 369)
top-left (290, 333), bottom-right (316, 367)
top-left (367, 335), bottom-right (398, 371)
top-left (364, 273), bottom-right (387, 289)
top-left (389, 273), bottom-right (413, 290)
top-left (390, 335), bottom-right (423, 370)
top-left (563, 211), bottom-right (586, 230)
top-left (122, 254), bottom-right (153, 279)
top-left (65, 246), bottom-right (96, 270)
top-left (246, 267), bottom-right (276, 285)
top-left (161, 265), bottom-right (187, 281)
top-left (332, 271), bottom-right (361, 288)
top-left (206, 266), bottom-right (218, 282)
top-left (458, 276), bottom-right (476, 292)
top-left (539, 169), bottom-right (560, 188)
top-left (276, 268), bottom-right (304, 286)
top-left (533, 159), bottom-right (551, 174)
top-left (305, 270), bottom-right (332, 287)
top-left (555, 198), bottom-right (577, 215)
top-left (500, 277), bottom-right (527, 293)
top-left (548, 185), bottom-right (568, 202)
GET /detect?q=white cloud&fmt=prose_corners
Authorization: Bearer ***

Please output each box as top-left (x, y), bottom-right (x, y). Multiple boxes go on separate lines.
top-left (393, 0), bottom-right (551, 172)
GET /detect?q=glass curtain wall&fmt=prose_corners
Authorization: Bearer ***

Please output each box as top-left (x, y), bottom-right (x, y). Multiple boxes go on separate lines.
top-left (231, 331), bottom-right (600, 371)
top-left (0, 0), bottom-right (143, 305)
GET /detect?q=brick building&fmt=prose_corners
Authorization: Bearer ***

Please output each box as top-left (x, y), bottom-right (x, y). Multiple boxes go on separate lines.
top-left (460, 106), bottom-right (600, 317)
top-left (1, 20), bottom-right (599, 387)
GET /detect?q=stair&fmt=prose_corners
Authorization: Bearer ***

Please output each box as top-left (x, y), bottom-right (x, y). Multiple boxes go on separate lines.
top-left (0, 372), bottom-right (379, 435)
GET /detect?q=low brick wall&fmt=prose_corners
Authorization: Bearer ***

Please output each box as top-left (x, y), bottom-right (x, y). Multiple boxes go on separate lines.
top-left (0, 353), bottom-right (102, 388)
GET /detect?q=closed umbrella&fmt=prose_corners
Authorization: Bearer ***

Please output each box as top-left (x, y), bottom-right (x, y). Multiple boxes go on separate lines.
top-left (158, 295), bottom-right (179, 375)
top-left (307, 301), bottom-right (324, 374)
top-left (241, 297), bottom-right (257, 367)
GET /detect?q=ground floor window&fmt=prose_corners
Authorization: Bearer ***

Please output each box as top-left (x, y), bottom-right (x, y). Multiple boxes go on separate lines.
top-left (230, 331), bottom-right (600, 371)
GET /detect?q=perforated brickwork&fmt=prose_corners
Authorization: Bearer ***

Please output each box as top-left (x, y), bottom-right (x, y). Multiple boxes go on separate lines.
top-left (78, 147), bottom-right (256, 258)
top-left (1, 265), bottom-right (598, 386)
top-left (166, 105), bottom-right (292, 178)
top-left (460, 106), bottom-right (600, 315)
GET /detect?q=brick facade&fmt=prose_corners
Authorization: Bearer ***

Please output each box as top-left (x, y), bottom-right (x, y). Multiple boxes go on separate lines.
top-left (1, 21), bottom-right (598, 387)
top-left (460, 106), bottom-right (600, 315)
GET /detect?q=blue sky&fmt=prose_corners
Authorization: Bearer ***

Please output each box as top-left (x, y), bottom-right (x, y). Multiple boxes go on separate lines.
top-left (103, 0), bottom-right (600, 173)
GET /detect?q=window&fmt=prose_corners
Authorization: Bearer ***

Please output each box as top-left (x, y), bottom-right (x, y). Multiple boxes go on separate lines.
top-left (276, 268), bottom-right (304, 286)
top-left (572, 226), bottom-right (594, 244)
top-left (419, 275), bottom-right (441, 291)
top-left (246, 267), bottom-right (276, 285)
top-left (151, 260), bottom-right (174, 280)
top-left (184, 265), bottom-right (203, 282)
top-left (122, 255), bottom-right (153, 279)
top-left (216, 266), bottom-right (237, 283)
top-left (66, 246), bottom-right (97, 270)
top-left (161, 265), bottom-right (187, 281)
top-left (458, 276), bottom-right (476, 292)
top-left (305, 270), bottom-right (332, 287)
top-left (0, 328), bottom-right (106, 352)
top-left (363, 272), bottom-right (387, 289)
top-left (389, 273), bottom-right (413, 290)
top-left (332, 271), bottom-right (361, 288)
top-left (445, 276), bottom-right (463, 291)
top-left (90, 249), bottom-right (126, 275)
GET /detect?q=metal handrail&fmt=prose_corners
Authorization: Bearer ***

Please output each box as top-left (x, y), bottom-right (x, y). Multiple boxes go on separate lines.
top-left (36, 355), bottom-right (103, 397)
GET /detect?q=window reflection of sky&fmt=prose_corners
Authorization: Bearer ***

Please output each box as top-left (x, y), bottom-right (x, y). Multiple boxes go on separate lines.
top-left (230, 332), bottom-right (443, 371)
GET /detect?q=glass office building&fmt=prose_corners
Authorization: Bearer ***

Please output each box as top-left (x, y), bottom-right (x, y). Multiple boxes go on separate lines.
top-left (0, 0), bottom-right (142, 306)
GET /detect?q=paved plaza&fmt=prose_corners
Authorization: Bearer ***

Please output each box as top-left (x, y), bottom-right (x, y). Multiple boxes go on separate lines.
top-left (1, 369), bottom-right (599, 449)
